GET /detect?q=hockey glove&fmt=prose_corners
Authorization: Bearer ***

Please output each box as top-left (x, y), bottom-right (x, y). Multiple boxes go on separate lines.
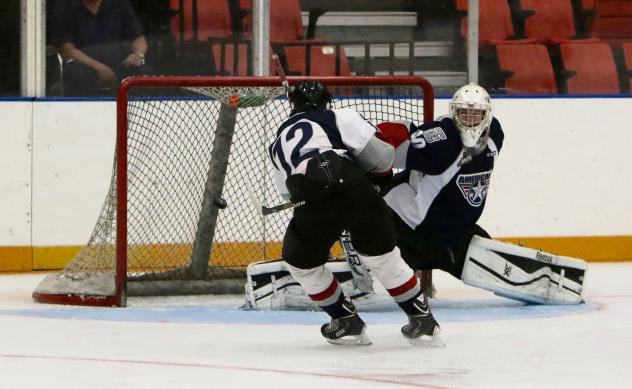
top-left (376, 121), bottom-right (415, 148)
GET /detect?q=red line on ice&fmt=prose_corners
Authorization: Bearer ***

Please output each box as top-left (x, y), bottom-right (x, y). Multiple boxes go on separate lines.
top-left (0, 353), bottom-right (455, 389)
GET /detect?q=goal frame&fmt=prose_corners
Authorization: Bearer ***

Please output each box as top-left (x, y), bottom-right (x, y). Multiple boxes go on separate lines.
top-left (33, 75), bottom-right (434, 307)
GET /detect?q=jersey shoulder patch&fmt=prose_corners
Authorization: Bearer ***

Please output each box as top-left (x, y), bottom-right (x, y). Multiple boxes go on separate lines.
top-left (410, 119), bottom-right (459, 149)
top-left (421, 126), bottom-right (448, 143)
top-left (405, 120), bottom-right (462, 175)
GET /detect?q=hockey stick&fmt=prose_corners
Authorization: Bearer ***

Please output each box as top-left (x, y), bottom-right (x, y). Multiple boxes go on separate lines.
top-left (339, 231), bottom-right (374, 294)
top-left (246, 52), bottom-right (302, 217)
top-left (247, 187), bottom-right (306, 216)
top-left (271, 52), bottom-right (290, 97)
top-left (245, 188), bottom-right (373, 293)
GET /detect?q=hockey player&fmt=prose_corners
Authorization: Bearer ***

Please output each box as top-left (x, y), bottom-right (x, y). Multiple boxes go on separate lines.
top-left (376, 83), bottom-right (587, 304)
top-left (268, 80), bottom-right (441, 346)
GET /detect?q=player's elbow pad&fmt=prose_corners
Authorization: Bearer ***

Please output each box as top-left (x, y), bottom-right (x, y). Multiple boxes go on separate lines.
top-left (356, 136), bottom-right (394, 173)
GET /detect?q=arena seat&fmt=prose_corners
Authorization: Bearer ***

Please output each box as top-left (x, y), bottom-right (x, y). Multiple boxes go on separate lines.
top-left (496, 43), bottom-right (557, 94)
top-left (171, 0), bottom-right (233, 41)
top-left (582, 0), bottom-right (596, 9)
top-left (573, 0), bottom-right (597, 36)
top-left (589, 17), bottom-right (632, 38)
top-left (589, 17), bottom-right (632, 48)
top-left (211, 41), bottom-right (276, 76)
top-left (456, 0), bottom-right (517, 44)
top-left (284, 44), bottom-right (351, 76)
top-left (595, 0), bottom-right (632, 16)
top-left (560, 42), bottom-right (620, 93)
top-left (623, 42), bottom-right (632, 92)
top-left (241, 0), bottom-right (304, 42)
top-left (520, 0), bottom-right (579, 43)
top-left (211, 42), bottom-right (250, 76)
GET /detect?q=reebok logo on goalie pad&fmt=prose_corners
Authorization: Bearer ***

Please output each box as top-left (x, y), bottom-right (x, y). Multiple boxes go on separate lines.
top-left (456, 170), bottom-right (492, 207)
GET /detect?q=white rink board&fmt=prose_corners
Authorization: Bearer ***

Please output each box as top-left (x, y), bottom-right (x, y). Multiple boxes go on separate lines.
top-left (31, 102), bottom-right (116, 245)
top-left (0, 103), bottom-right (32, 245)
top-left (478, 98), bottom-right (632, 237)
top-left (0, 97), bottom-right (630, 246)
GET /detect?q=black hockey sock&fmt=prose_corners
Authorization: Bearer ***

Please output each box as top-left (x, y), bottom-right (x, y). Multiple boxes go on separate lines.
top-left (397, 292), bottom-right (429, 316)
top-left (320, 294), bottom-right (356, 319)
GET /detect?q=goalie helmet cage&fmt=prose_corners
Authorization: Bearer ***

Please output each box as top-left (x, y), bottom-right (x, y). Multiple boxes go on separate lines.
top-left (32, 76), bottom-right (435, 307)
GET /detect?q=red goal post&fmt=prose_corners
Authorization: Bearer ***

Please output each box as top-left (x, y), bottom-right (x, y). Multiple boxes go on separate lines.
top-left (33, 76), bottom-right (434, 307)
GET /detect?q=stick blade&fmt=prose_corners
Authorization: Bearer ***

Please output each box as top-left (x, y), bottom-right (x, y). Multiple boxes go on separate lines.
top-left (247, 188), bottom-right (264, 215)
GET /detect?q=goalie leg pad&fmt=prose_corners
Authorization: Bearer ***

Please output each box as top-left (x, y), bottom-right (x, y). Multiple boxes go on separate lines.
top-left (461, 236), bottom-right (587, 305)
top-left (244, 259), bottom-right (367, 310)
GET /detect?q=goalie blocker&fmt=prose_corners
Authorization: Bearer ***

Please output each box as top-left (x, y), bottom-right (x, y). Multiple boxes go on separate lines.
top-left (462, 236), bottom-right (587, 304)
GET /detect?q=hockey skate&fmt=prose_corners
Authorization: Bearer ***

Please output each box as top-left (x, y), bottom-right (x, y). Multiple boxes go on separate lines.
top-left (401, 297), bottom-right (444, 347)
top-left (321, 299), bottom-right (372, 345)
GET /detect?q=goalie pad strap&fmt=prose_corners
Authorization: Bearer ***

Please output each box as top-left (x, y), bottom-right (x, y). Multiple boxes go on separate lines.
top-left (462, 236), bottom-right (587, 305)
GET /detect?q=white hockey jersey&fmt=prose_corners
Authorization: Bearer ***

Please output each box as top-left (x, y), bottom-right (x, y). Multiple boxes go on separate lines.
top-left (269, 108), bottom-right (377, 197)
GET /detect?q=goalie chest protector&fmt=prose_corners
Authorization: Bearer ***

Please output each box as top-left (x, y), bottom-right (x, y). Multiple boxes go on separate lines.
top-left (384, 116), bottom-right (504, 246)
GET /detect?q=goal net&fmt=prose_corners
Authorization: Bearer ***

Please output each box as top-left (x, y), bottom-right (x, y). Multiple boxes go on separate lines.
top-left (33, 76), bottom-right (434, 307)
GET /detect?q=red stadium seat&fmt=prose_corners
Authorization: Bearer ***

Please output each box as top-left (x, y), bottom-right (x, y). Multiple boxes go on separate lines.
top-left (595, 0), bottom-right (632, 16)
top-left (496, 43), bottom-right (557, 94)
top-left (520, 0), bottom-right (578, 43)
top-left (623, 42), bottom-right (632, 91)
top-left (171, 0), bottom-right (233, 41)
top-left (211, 43), bottom-right (249, 76)
top-left (583, 0), bottom-right (596, 9)
top-left (590, 17), bottom-right (632, 38)
top-left (560, 42), bottom-right (620, 93)
top-left (211, 42), bottom-right (276, 76)
top-left (589, 17), bottom-right (632, 48)
top-left (457, 0), bottom-right (534, 45)
top-left (284, 44), bottom-right (351, 76)
top-left (241, 0), bottom-right (304, 42)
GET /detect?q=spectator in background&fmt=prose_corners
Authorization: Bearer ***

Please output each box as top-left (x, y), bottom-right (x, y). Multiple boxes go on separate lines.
top-left (54, 0), bottom-right (152, 95)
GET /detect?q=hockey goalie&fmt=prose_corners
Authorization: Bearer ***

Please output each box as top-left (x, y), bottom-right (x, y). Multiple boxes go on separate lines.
top-left (246, 82), bottom-right (587, 311)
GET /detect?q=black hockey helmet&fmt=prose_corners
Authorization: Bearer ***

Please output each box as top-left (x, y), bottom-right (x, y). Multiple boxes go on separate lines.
top-left (288, 80), bottom-right (332, 114)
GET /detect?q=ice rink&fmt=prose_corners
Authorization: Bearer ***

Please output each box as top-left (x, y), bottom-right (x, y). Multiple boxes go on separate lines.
top-left (1, 263), bottom-right (631, 389)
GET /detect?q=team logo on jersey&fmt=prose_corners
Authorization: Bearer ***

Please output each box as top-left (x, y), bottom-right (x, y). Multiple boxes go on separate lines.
top-left (422, 127), bottom-right (447, 143)
top-left (456, 170), bottom-right (492, 207)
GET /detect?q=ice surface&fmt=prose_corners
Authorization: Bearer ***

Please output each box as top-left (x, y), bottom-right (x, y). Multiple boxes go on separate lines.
top-left (1, 263), bottom-right (631, 389)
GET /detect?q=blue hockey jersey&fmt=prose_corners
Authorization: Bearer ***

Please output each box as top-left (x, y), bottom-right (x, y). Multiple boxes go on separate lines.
top-left (384, 116), bottom-right (504, 246)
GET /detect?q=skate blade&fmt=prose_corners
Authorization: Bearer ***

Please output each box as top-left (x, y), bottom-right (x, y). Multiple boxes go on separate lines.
top-left (405, 326), bottom-right (445, 348)
top-left (326, 329), bottom-right (372, 346)
top-left (406, 333), bottom-right (445, 348)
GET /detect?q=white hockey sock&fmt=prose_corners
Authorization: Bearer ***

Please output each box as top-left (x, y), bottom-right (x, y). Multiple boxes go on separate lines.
top-left (284, 262), bottom-right (343, 307)
top-left (357, 247), bottom-right (421, 304)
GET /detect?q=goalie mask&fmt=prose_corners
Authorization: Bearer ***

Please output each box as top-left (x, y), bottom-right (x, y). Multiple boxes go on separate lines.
top-left (450, 83), bottom-right (492, 150)
top-left (289, 80), bottom-right (332, 115)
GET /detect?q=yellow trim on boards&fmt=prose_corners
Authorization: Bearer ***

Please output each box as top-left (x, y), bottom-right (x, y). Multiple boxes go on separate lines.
top-left (498, 236), bottom-right (632, 262)
top-left (0, 246), bottom-right (32, 272)
top-left (0, 236), bottom-right (630, 272)
top-left (32, 246), bottom-right (83, 270)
